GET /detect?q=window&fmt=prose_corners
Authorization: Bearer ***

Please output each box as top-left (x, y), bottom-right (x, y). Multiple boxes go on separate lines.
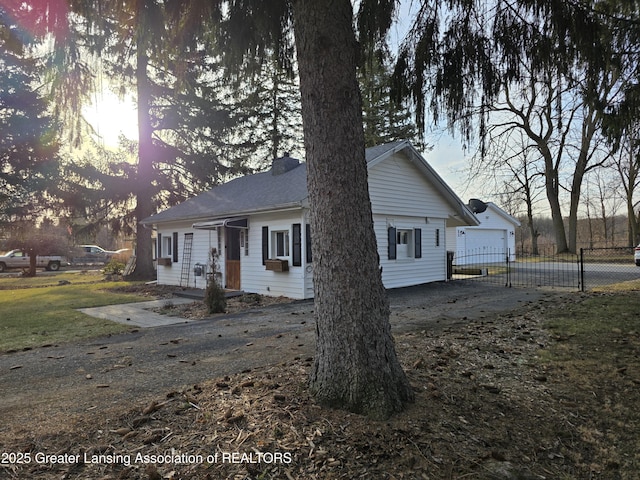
top-left (272, 230), bottom-right (290, 258)
top-left (397, 229), bottom-right (410, 246)
top-left (388, 227), bottom-right (422, 260)
top-left (396, 229), bottom-right (413, 258)
top-left (162, 235), bottom-right (172, 258)
top-left (240, 230), bottom-right (249, 256)
top-left (436, 229), bottom-right (440, 247)
top-left (262, 225), bottom-right (303, 265)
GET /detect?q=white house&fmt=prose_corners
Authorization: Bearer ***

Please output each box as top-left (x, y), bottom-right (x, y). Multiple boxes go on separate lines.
top-left (446, 201), bottom-right (521, 265)
top-left (141, 141), bottom-right (479, 299)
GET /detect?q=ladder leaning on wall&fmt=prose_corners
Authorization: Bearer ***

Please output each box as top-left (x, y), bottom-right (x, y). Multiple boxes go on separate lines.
top-left (180, 233), bottom-right (194, 287)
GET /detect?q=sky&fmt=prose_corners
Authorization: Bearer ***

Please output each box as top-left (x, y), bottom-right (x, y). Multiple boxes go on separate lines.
top-left (83, 90), bottom-right (138, 147)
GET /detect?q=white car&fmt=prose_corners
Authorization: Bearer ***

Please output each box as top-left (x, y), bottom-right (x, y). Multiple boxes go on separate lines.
top-left (635, 244), bottom-right (640, 266)
top-left (0, 250), bottom-right (68, 272)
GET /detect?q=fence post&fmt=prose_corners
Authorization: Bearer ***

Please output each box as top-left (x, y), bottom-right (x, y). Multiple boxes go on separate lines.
top-left (579, 248), bottom-right (585, 292)
top-left (505, 249), bottom-right (511, 288)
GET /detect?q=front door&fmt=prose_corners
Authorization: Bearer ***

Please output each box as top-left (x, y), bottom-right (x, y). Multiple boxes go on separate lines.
top-left (225, 227), bottom-right (241, 290)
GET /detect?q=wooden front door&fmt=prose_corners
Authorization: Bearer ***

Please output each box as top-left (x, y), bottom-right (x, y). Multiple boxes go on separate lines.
top-left (225, 227), bottom-right (241, 290)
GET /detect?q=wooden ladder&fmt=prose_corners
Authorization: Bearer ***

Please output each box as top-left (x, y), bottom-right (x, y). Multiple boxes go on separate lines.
top-left (123, 255), bottom-right (136, 277)
top-left (180, 233), bottom-right (194, 287)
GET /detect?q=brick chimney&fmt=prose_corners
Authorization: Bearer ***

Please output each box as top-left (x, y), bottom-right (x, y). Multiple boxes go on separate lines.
top-left (271, 152), bottom-right (300, 175)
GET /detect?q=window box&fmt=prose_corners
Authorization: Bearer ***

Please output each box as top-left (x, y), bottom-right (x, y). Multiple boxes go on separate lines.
top-left (265, 258), bottom-right (289, 272)
top-left (157, 257), bottom-right (172, 266)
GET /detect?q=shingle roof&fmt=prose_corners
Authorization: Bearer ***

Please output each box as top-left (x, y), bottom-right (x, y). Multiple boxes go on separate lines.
top-left (141, 160), bottom-right (308, 225)
top-left (141, 141), bottom-right (476, 226)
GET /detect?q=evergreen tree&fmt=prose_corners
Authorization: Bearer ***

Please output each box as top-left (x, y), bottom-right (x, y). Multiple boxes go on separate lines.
top-left (0, 5), bottom-right (59, 227)
top-left (359, 55), bottom-right (424, 149)
top-left (55, 137), bottom-right (138, 243)
top-left (231, 55), bottom-right (304, 168)
top-left (176, 0), bottom-right (415, 419)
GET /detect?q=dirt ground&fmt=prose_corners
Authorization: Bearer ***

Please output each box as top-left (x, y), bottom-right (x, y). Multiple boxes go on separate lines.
top-left (1, 285), bottom-right (639, 480)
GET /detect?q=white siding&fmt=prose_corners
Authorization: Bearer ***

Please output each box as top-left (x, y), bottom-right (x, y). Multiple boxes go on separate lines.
top-left (153, 149), bottom-right (471, 297)
top-left (155, 212), bottom-right (314, 299)
top-left (376, 215), bottom-right (448, 288)
top-left (368, 152), bottom-right (459, 285)
top-left (156, 221), bottom-right (215, 288)
top-left (445, 226), bottom-right (458, 253)
top-left (241, 210), bottom-right (311, 299)
top-left (368, 153), bottom-right (453, 218)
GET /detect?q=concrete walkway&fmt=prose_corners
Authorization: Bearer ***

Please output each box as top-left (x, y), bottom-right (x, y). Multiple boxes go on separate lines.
top-left (79, 297), bottom-right (198, 328)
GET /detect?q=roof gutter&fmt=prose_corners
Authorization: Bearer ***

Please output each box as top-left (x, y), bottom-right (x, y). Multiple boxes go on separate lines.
top-left (144, 203), bottom-right (305, 228)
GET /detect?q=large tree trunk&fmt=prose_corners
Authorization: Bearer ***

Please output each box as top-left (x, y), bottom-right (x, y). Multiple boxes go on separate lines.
top-left (129, 15), bottom-right (156, 280)
top-left (568, 109), bottom-right (599, 253)
top-left (291, 0), bottom-right (414, 420)
top-left (542, 154), bottom-right (569, 253)
top-left (567, 172), bottom-right (584, 254)
top-left (27, 249), bottom-right (37, 278)
top-left (525, 191), bottom-right (539, 255)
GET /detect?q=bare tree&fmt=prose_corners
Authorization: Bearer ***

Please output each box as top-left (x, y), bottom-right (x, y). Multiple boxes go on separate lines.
top-left (584, 168), bottom-right (623, 247)
top-left (467, 128), bottom-right (545, 254)
top-left (479, 62), bottom-right (619, 253)
top-left (614, 125), bottom-right (640, 246)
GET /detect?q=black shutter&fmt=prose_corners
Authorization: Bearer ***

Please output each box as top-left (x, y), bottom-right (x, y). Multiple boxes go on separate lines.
top-left (414, 228), bottom-right (422, 258)
top-left (172, 232), bottom-right (179, 262)
top-left (262, 226), bottom-right (269, 265)
top-left (157, 233), bottom-right (162, 258)
top-left (388, 227), bottom-right (397, 260)
top-left (305, 224), bottom-right (313, 263)
top-left (292, 223), bottom-right (302, 266)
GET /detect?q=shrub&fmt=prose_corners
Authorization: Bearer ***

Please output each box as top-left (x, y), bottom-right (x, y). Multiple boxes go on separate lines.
top-left (103, 259), bottom-right (125, 275)
top-left (204, 249), bottom-right (226, 314)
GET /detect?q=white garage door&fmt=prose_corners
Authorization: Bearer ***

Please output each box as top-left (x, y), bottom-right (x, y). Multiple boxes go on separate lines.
top-left (461, 229), bottom-right (506, 264)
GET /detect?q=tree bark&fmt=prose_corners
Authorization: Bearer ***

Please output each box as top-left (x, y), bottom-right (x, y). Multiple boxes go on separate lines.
top-left (567, 106), bottom-right (600, 253)
top-left (291, 0), bottom-right (414, 419)
top-left (129, 7), bottom-right (156, 281)
top-left (541, 151), bottom-right (569, 253)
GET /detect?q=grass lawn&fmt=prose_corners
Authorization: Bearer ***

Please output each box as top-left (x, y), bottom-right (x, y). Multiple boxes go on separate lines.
top-left (0, 271), bottom-right (151, 352)
top-left (539, 287), bottom-right (640, 473)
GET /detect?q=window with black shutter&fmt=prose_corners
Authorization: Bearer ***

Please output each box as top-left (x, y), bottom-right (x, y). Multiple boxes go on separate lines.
top-left (292, 224), bottom-right (302, 266)
top-left (172, 232), bottom-right (179, 262)
top-left (305, 224), bottom-right (313, 263)
top-left (388, 227), bottom-right (397, 260)
top-left (261, 226), bottom-right (269, 265)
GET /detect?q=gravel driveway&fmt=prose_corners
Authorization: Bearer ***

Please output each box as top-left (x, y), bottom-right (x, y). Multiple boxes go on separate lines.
top-left (0, 281), bottom-right (555, 434)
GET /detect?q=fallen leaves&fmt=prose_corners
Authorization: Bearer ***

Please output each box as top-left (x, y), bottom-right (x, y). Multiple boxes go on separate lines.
top-left (2, 291), bottom-right (639, 479)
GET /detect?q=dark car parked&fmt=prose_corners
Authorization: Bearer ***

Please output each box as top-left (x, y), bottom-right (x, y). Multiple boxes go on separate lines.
top-left (73, 245), bottom-right (129, 264)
